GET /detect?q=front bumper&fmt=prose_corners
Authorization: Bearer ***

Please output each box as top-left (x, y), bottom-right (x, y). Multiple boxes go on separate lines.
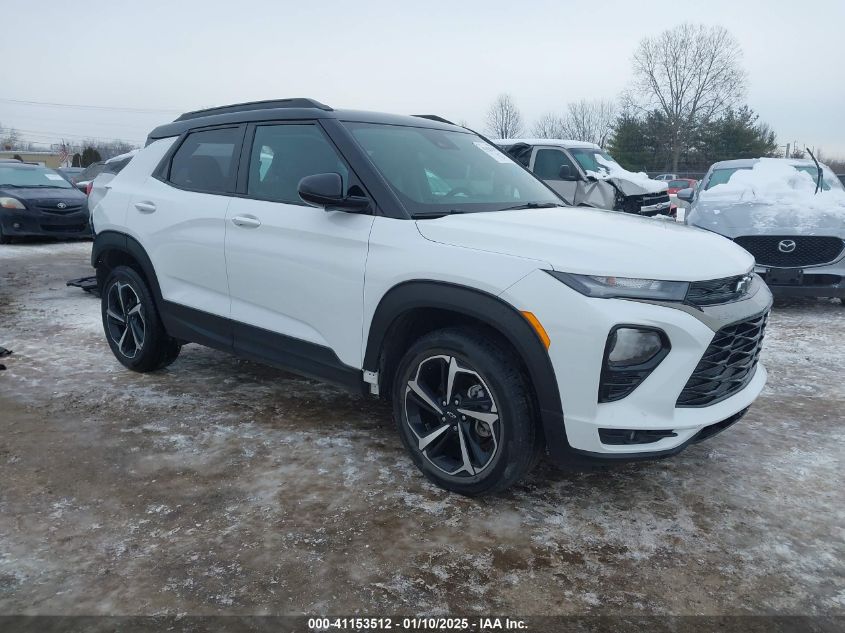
top-left (755, 265), bottom-right (845, 298)
top-left (500, 270), bottom-right (773, 460)
top-left (0, 207), bottom-right (92, 238)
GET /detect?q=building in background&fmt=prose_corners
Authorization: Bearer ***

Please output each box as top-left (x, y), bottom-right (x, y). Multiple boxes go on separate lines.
top-left (0, 150), bottom-right (64, 168)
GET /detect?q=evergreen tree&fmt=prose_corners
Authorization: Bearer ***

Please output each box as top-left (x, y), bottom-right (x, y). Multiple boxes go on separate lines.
top-left (80, 147), bottom-right (102, 167)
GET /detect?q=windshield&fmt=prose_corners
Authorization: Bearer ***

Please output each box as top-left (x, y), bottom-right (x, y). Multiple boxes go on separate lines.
top-left (568, 147), bottom-right (618, 174)
top-left (0, 165), bottom-right (74, 189)
top-left (344, 122), bottom-right (561, 216)
top-left (795, 165), bottom-right (843, 191)
top-left (706, 165), bottom-right (843, 191)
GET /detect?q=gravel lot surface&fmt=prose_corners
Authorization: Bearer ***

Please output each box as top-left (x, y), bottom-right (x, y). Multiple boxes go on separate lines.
top-left (0, 240), bottom-right (842, 616)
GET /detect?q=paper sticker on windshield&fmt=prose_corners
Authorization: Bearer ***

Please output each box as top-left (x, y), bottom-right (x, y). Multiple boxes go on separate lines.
top-left (473, 141), bottom-right (514, 164)
top-left (45, 174), bottom-right (65, 180)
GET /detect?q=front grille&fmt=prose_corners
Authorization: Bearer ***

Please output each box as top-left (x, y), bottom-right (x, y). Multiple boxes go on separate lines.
top-left (677, 312), bottom-right (768, 407)
top-left (640, 192), bottom-right (670, 207)
top-left (686, 275), bottom-right (749, 306)
top-left (735, 235), bottom-right (844, 267)
top-left (33, 199), bottom-right (84, 215)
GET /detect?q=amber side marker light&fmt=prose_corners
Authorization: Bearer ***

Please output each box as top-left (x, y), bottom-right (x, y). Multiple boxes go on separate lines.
top-left (521, 311), bottom-right (551, 349)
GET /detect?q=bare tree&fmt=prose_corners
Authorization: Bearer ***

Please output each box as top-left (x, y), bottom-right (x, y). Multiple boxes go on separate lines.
top-left (560, 99), bottom-right (617, 147)
top-left (1, 123), bottom-right (22, 151)
top-left (629, 23), bottom-right (746, 171)
top-left (531, 112), bottom-right (567, 139)
top-left (485, 94), bottom-right (523, 139)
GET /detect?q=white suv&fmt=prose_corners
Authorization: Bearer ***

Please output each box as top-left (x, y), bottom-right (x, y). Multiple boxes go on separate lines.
top-left (91, 99), bottom-right (772, 495)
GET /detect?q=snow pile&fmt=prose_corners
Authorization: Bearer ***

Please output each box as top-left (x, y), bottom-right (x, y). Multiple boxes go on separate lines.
top-left (700, 158), bottom-right (845, 229)
top-left (701, 159), bottom-right (845, 210)
top-left (592, 155), bottom-right (668, 194)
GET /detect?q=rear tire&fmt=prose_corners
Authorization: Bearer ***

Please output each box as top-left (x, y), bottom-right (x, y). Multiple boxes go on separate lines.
top-left (392, 327), bottom-right (542, 496)
top-left (101, 265), bottom-right (181, 372)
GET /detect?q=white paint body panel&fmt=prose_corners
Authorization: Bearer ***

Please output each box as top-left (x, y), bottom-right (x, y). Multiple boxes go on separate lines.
top-left (225, 199), bottom-right (374, 367)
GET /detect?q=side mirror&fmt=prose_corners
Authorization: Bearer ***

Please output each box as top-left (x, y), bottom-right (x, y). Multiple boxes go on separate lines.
top-left (558, 164), bottom-right (579, 181)
top-left (298, 173), bottom-right (370, 213)
top-left (676, 187), bottom-right (694, 203)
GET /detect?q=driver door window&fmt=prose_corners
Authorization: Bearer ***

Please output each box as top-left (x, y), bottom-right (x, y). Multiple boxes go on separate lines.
top-left (531, 148), bottom-right (577, 181)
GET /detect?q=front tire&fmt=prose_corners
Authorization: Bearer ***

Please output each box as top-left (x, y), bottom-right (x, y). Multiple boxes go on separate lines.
top-left (392, 327), bottom-right (542, 496)
top-left (101, 266), bottom-right (181, 372)
top-left (0, 226), bottom-right (11, 244)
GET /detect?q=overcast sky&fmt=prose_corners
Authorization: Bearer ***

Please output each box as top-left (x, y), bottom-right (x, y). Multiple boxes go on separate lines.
top-left (2, 0), bottom-right (844, 158)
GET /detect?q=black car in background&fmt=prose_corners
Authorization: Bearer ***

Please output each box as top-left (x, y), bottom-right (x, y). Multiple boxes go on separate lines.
top-left (0, 163), bottom-right (90, 243)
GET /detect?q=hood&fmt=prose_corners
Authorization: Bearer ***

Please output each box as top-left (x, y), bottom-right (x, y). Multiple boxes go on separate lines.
top-left (687, 199), bottom-right (845, 238)
top-left (0, 186), bottom-right (87, 203)
top-left (587, 155), bottom-right (668, 196)
top-left (688, 158), bottom-right (845, 237)
top-left (416, 207), bottom-right (753, 282)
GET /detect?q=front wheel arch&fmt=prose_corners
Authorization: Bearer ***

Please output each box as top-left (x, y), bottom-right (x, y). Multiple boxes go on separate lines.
top-left (364, 280), bottom-right (568, 459)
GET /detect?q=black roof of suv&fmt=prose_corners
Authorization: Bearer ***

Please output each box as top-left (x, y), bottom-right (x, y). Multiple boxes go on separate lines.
top-left (147, 98), bottom-right (462, 145)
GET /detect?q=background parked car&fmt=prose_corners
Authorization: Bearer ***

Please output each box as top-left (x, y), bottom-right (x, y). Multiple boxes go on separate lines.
top-left (666, 177), bottom-right (698, 219)
top-left (654, 173), bottom-right (679, 181)
top-left (682, 158), bottom-right (845, 301)
top-left (71, 161), bottom-right (107, 193)
top-left (497, 139), bottom-right (671, 216)
top-left (87, 150), bottom-right (138, 214)
top-left (0, 162), bottom-right (91, 243)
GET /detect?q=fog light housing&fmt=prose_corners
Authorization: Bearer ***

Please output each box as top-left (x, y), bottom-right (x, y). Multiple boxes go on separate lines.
top-left (608, 328), bottom-right (664, 366)
top-left (599, 326), bottom-right (670, 402)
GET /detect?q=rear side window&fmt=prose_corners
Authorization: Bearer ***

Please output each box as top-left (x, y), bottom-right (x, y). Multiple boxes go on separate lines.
top-left (168, 127), bottom-right (240, 193)
top-left (246, 124), bottom-right (349, 204)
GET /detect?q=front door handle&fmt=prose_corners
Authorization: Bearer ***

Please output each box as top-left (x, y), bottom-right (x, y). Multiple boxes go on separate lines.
top-left (231, 215), bottom-right (261, 229)
top-left (134, 201), bottom-right (156, 213)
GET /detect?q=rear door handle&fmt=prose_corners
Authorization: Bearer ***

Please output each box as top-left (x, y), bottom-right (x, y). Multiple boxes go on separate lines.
top-left (134, 201), bottom-right (156, 213)
top-left (231, 215), bottom-right (261, 228)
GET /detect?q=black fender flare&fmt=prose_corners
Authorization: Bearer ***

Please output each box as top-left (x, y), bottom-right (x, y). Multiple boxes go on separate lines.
top-left (363, 280), bottom-right (569, 459)
top-left (92, 230), bottom-right (165, 304)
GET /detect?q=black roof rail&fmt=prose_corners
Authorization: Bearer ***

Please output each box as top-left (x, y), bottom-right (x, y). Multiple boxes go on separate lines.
top-left (412, 114), bottom-right (455, 125)
top-left (175, 98), bottom-right (333, 122)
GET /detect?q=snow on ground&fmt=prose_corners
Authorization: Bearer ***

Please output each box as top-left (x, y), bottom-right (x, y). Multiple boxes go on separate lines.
top-left (0, 240), bottom-right (843, 616)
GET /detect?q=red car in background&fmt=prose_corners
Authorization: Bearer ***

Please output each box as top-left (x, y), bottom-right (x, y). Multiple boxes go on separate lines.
top-left (667, 178), bottom-right (697, 195)
top-left (667, 178), bottom-right (698, 218)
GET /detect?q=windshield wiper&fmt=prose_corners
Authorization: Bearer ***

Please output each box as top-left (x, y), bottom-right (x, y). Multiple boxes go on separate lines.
top-left (412, 209), bottom-right (468, 219)
top-left (806, 147), bottom-right (823, 194)
top-left (498, 202), bottom-right (562, 211)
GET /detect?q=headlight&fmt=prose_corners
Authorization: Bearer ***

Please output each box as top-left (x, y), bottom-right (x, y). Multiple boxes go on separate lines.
top-left (0, 196), bottom-right (26, 210)
top-left (547, 271), bottom-right (689, 301)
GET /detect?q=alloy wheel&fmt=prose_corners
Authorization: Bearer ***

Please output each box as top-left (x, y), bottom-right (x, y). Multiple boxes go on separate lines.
top-left (106, 281), bottom-right (146, 358)
top-left (403, 354), bottom-right (501, 477)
